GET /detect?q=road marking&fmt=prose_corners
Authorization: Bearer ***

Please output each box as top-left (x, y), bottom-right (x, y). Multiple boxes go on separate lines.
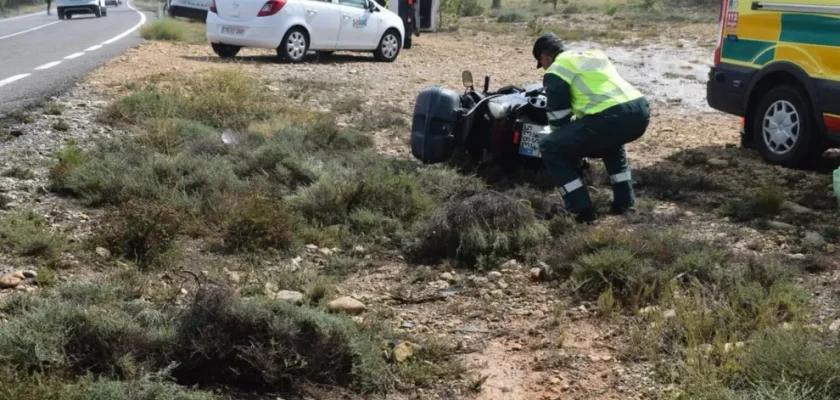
top-left (34, 61), bottom-right (62, 70)
top-left (85, 44), bottom-right (103, 51)
top-left (101, 1), bottom-right (147, 45)
top-left (0, 73), bottom-right (31, 87)
top-left (64, 52), bottom-right (85, 59)
top-left (0, 20), bottom-right (60, 41)
top-left (0, 11), bottom-right (46, 23)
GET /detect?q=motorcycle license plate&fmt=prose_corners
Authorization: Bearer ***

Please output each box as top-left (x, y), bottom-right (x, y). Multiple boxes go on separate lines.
top-left (518, 123), bottom-right (551, 158)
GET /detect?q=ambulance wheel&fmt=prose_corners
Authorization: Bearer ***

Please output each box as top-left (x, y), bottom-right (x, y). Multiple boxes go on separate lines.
top-left (751, 84), bottom-right (825, 167)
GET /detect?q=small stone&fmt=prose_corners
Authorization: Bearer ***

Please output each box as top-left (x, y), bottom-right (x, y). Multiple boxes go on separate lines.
top-left (530, 268), bottom-right (543, 281)
top-left (510, 342), bottom-right (523, 351)
top-left (767, 221), bottom-right (796, 231)
top-left (829, 319), bottom-right (840, 332)
top-left (706, 158), bottom-right (729, 167)
top-left (549, 377), bottom-right (561, 385)
top-left (306, 244), bottom-right (318, 251)
top-left (328, 296), bottom-right (367, 315)
top-left (500, 259), bottom-right (519, 269)
top-left (0, 275), bottom-right (22, 289)
top-left (21, 270), bottom-right (37, 279)
top-left (431, 280), bottom-right (450, 290)
top-left (440, 272), bottom-right (455, 282)
top-left (639, 306), bottom-right (659, 316)
top-left (223, 270), bottom-right (238, 284)
top-left (353, 245), bottom-right (366, 253)
top-left (781, 201), bottom-right (812, 214)
top-left (180, 288), bottom-right (188, 295)
top-left (95, 247), bottom-right (111, 258)
top-left (803, 231), bottom-right (826, 248)
top-left (827, 244), bottom-right (837, 254)
top-left (490, 289), bottom-right (504, 298)
top-left (497, 280), bottom-right (509, 290)
top-left (488, 271), bottom-right (502, 281)
top-left (264, 282), bottom-right (279, 294)
top-left (663, 309), bottom-right (676, 319)
top-left (276, 290), bottom-right (304, 305)
top-left (789, 253), bottom-right (807, 260)
top-left (318, 247), bottom-right (333, 256)
top-left (393, 342), bottom-right (414, 363)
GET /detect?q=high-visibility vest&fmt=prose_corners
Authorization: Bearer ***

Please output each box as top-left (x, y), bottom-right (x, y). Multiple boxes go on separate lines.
top-left (544, 50), bottom-right (643, 118)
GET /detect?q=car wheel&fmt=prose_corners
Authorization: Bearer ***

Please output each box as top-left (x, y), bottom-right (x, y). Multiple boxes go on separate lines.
top-left (751, 84), bottom-right (825, 167)
top-left (211, 43), bottom-right (241, 58)
top-left (277, 28), bottom-right (308, 63)
top-left (94, 6), bottom-right (102, 16)
top-left (58, 10), bottom-right (64, 19)
top-left (102, 6), bottom-right (107, 15)
top-left (374, 29), bottom-right (401, 62)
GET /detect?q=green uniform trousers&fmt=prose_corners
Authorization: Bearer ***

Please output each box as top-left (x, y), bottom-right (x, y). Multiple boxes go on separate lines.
top-left (538, 97), bottom-right (650, 213)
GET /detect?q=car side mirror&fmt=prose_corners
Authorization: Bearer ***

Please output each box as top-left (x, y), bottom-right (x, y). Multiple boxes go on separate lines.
top-left (367, 0), bottom-right (379, 11)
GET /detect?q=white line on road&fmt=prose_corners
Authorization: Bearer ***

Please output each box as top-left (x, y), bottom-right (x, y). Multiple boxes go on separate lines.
top-left (101, 1), bottom-right (147, 45)
top-left (0, 73), bottom-right (31, 87)
top-left (0, 20), bottom-right (60, 41)
top-left (34, 61), bottom-right (62, 70)
top-left (63, 52), bottom-right (85, 59)
top-left (1, 1), bottom-right (147, 92)
top-left (0, 11), bottom-right (46, 23)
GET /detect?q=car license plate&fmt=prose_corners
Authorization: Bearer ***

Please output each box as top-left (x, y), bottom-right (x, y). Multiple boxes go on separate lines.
top-left (221, 26), bottom-right (245, 35)
top-left (518, 123), bottom-right (551, 158)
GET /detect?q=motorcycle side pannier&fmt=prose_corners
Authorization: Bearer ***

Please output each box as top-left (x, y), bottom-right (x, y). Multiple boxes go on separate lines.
top-left (410, 86), bottom-right (460, 164)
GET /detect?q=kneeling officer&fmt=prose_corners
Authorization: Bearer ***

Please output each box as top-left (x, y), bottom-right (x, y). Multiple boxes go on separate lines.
top-left (532, 33), bottom-right (650, 223)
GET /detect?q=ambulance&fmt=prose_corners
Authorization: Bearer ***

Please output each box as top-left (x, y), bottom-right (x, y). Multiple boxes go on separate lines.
top-left (706, 0), bottom-right (840, 167)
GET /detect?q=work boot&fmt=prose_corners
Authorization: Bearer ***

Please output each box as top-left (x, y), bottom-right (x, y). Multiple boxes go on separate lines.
top-left (609, 202), bottom-right (637, 216)
top-left (575, 207), bottom-right (597, 224)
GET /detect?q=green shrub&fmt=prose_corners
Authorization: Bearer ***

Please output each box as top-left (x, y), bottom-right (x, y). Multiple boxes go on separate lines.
top-left (96, 200), bottom-right (184, 269)
top-left (406, 190), bottom-right (548, 268)
top-left (105, 69), bottom-right (278, 130)
top-left (140, 17), bottom-right (205, 44)
top-left (221, 193), bottom-right (294, 252)
top-left (0, 210), bottom-right (67, 259)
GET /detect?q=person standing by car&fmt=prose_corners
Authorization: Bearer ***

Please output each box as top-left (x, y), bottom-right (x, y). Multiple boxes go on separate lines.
top-left (532, 32), bottom-right (650, 224)
top-left (46, 0), bottom-right (52, 15)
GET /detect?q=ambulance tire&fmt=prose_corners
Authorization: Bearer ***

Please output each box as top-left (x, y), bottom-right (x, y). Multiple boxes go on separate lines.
top-left (751, 84), bottom-right (825, 168)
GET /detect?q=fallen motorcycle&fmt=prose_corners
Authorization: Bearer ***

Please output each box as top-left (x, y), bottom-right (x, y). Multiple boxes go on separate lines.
top-left (410, 70), bottom-right (554, 168)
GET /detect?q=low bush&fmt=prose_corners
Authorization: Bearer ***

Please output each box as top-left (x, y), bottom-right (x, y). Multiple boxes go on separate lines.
top-left (0, 210), bottom-right (67, 260)
top-left (96, 200), bottom-right (184, 269)
top-left (140, 17), bottom-right (206, 44)
top-left (406, 190), bottom-right (548, 268)
top-left (0, 284), bottom-right (396, 396)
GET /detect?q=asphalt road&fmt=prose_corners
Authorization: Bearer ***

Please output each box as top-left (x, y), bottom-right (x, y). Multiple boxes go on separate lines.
top-left (0, 2), bottom-right (150, 115)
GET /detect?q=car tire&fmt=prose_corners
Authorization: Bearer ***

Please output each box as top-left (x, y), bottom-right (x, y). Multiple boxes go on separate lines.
top-left (58, 10), bottom-right (65, 19)
top-left (94, 6), bottom-right (102, 17)
top-left (211, 43), bottom-right (241, 58)
top-left (751, 84), bottom-right (825, 167)
top-left (277, 28), bottom-right (308, 63)
top-left (102, 6), bottom-right (107, 15)
top-left (374, 29), bottom-right (401, 62)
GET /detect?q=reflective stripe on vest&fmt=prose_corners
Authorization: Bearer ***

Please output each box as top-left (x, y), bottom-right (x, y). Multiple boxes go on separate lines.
top-left (544, 50), bottom-right (642, 118)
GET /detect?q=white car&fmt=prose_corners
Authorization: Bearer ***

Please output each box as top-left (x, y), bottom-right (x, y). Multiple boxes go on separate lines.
top-left (206, 0), bottom-right (405, 62)
top-left (56, 0), bottom-right (107, 18)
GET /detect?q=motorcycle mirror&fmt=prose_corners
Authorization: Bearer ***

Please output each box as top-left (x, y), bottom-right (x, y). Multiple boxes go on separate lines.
top-left (461, 70), bottom-right (473, 88)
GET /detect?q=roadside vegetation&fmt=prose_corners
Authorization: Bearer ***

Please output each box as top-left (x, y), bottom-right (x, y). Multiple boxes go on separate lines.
top-left (140, 17), bottom-right (207, 44)
top-left (3, 1), bottom-right (839, 398)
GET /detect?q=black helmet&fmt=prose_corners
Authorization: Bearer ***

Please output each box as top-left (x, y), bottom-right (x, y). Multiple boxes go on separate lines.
top-left (532, 32), bottom-right (565, 68)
